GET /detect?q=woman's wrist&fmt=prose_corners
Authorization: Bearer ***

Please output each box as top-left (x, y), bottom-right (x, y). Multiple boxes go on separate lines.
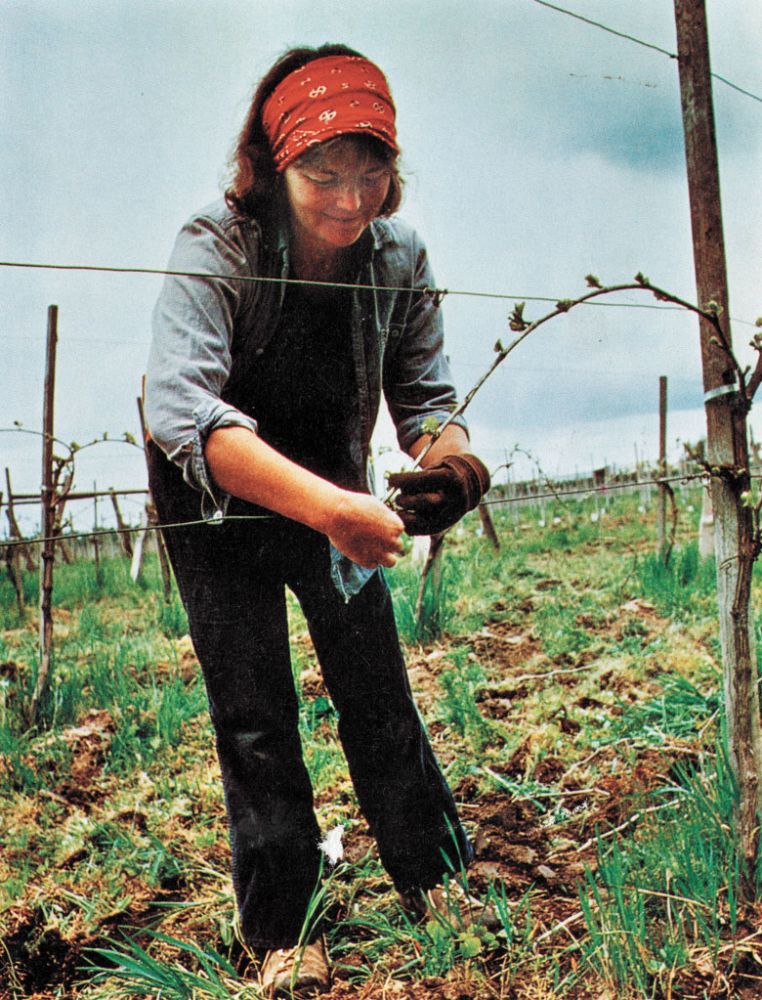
top-left (304, 482), bottom-right (352, 537)
top-left (206, 425), bottom-right (350, 534)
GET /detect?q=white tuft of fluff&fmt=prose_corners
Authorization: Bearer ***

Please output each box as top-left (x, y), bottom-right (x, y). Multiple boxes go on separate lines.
top-left (319, 825), bottom-right (345, 866)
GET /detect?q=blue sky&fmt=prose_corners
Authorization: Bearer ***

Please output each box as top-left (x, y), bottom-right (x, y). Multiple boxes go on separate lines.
top-left (1, 0), bottom-right (760, 532)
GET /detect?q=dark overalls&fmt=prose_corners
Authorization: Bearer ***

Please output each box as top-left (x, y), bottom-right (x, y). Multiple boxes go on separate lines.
top-left (148, 279), bottom-right (472, 950)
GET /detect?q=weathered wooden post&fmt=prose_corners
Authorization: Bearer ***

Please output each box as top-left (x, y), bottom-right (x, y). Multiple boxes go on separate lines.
top-left (5, 468), bottom-right (35, 572)
top-left (656, 376), bottom-right (668, 558)
top-left (414, 532), bottom-right (446, 632)
top-left (31, 305), bottom-right (58, 725)
top-left (674, 0), bottom-right (762, 900)
top-left (136, 396), bottom-right (173, 600)
top-left (110, 490), bottom-right (134, 558)
top-left (698, 484), bottom-right (715, 559)
top-left (92, 481), bottom-right (102, 582)
top-left (478, 502), bottom-right (500, 551)
top-left (4, 470), bottom-right (29, 614)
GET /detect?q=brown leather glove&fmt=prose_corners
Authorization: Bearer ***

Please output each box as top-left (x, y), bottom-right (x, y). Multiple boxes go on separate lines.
top-left (388, 453), bottom-right (491, 536)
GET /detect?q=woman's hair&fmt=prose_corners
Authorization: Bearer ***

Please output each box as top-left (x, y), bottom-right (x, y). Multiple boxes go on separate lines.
top-left (225, 43), bottom-right (403, 220)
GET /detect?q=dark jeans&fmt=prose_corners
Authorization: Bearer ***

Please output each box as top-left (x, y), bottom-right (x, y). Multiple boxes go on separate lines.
top-left (147, 442), bottom-right (473, 949)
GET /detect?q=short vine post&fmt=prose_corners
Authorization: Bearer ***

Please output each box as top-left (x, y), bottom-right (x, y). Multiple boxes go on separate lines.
top-left (675, 0), bottom-right (762, 901)
top-left (31, 305), bottom-right (58, 726)
top-left (656, 376), bottom-right (669, 561)
top-left (110, 489), bottom-right (134, 558)
top-left (137, 396), bottom-right (173, 601)
top-left (414, 532), bottom-right (446, 632)
top-left (5, 467), bottom-right (35, 572)
top-left (478, 502), bottom-right (500, 551)
top-left (4, 469), bottom-right (30, 615)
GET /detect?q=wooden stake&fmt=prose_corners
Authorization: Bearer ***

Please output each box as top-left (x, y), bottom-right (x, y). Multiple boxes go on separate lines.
top-left (136, 396), bottom-right (172, 600)
top-left (674, 0), bottom-right (761, 900)
top-left (478, 502), bottom-right (500, 551)
top-left (110, 489), bottom-right (134, 557)
top-left (5, 467), bottom-right (35, 572)
top-left (31, 305), bottom-right (58, 725)
top-left (698, 484), bottom-right (715, 559)
top-left (130, 507), bottom-right (150, 582)
top-left (415, 532), bottom-right (446, 629)
top-left (2, 524), bottom-right (25, 617)
top-left (3, 470), bottom-right (30, 614)
top-left (92, 481), bottom-right (101, 581)
top-left (656, 376), bottom-right (668, 558)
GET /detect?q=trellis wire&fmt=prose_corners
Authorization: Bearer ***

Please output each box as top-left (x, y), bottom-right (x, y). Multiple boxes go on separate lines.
top-left (482, 470), bottom-right (720, 506)
top-left (530, 0), bottom-right (762, 104)
top-left (0, 470), bottom-right (737, 552)
top-left (0, 261), bottom-right (757, 330)
top-left (0, 258), bottom-right (688, 309)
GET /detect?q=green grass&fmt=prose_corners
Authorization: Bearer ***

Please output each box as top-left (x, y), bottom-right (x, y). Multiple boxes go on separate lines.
top-left (4, 486), bottom-right (762, 999)
top-left (636, 541), bottom-right (717, 617)
top-left (438, 646), bottom-right (496, 752)
top-left (387, 555), bottom-right (461, 644)
top-left (87, 931), bottom-right (241, 1000)
top-left (606, 672), bottom-right (721, 745)
top-left (575, 740), bottom-right (741, 997)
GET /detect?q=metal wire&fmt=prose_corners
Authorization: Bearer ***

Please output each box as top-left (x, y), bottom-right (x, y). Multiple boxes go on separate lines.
top-left (530, 0), bottom-right (762, 104)
top-left (2, 470), bottom-right (736, 551)
top-left (481, 470), bottom-right (714, 506)
top-left (0, 259), bottom-right (719, 314)
top-left (1, 513), bottom-right (274, 551)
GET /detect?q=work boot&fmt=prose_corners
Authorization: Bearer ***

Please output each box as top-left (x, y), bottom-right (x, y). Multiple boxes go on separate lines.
top-left (399, 880), bottom-right (501, 930)
top-left (259, 938), bottom-right (330, 998)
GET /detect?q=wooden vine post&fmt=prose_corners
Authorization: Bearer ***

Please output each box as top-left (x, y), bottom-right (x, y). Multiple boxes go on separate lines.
top-left (136, 395), bottom-right (173, 601)
top-left (656, 376), bottom-right (668, 557)
top-left (675, 0), bottom-right (762, 899)
top-left (110, 489), bottom-right (134, 558)
top-left (4, 468), bottom-right (32, 615)
top-left (31, 304), bottom-right (58, 725)
top-left (5, 468), bottom-right (35, 572)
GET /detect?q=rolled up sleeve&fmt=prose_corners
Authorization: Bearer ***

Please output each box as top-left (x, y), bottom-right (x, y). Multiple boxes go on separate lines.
top-left (145, 209), bottom-right (259, 509)
top-left (383, 232), bottom-right (467, 453)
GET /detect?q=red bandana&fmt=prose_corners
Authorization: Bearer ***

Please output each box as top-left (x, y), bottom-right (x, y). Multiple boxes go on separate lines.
top-left (262, 55), bottom-right (398, 172)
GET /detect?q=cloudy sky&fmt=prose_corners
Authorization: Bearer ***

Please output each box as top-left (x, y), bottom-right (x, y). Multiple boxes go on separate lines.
top-left (1, 0), bottom-right (760, 534)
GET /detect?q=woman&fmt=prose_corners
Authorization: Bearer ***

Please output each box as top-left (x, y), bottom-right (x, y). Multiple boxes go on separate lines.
top-left (145, 43), bottom-right (490, 997)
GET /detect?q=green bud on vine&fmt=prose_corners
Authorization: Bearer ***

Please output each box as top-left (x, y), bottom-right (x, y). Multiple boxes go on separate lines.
top-left (494, 339), bottom-right (505, 353)
top-left (555, 299), bottom-right (572, 313)
top-left (740, 490), bottom-right (753, 508)
top-left (509, 302), bottom-right (527, 332)
top-left (634, 272), bottom-right (650, 286)
top-left (585, 274), bottom-right (602, 289)
top-left (704, 300), bottom-right (722, 315)
top-left (755, 317), bottom-right (762, 328)
top-left (123, 431), bottom-right (137, 446)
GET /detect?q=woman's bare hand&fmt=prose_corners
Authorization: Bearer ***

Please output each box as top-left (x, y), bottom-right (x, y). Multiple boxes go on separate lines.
top-left (327, 493), bottom-right (405, 568)
top-left (205, 428), bottom-right (404, 566)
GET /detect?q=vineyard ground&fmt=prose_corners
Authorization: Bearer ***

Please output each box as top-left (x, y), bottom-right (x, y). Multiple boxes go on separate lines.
top-left (2, 489), bottom-right (762, 999)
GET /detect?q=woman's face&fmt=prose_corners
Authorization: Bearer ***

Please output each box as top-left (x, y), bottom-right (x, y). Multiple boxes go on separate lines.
top-left (283, 140), bottom-right (391, 257)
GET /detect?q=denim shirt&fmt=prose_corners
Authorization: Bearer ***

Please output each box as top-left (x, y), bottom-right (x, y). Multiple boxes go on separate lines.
top-left (145, 197), bottom-right (465, 515)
